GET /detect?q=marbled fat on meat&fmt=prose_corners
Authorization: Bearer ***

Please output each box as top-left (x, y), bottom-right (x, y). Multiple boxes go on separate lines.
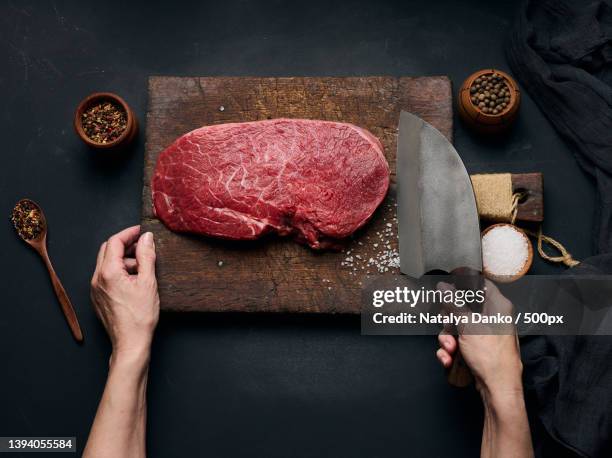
top-left (152, 119), bottom-right (389, 249)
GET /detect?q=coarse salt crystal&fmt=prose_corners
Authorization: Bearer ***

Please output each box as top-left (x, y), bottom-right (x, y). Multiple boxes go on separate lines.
top-left (482, 225), bottom-right (529, 277)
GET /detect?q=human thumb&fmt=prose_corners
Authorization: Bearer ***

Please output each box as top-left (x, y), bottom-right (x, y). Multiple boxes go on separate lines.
top-left (136, 232), bottom-right (156, 279)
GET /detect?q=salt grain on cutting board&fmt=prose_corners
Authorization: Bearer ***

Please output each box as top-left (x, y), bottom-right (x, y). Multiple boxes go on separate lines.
top-left (482, 225), bottom-right (529, 276)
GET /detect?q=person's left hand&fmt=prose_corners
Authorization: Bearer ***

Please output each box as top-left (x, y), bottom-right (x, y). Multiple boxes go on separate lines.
top-left (90, 226), bottom-right (160, 361)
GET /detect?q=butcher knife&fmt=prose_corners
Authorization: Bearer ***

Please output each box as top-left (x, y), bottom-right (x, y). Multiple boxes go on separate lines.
top-left (396, 111), bottom-right (482, 387)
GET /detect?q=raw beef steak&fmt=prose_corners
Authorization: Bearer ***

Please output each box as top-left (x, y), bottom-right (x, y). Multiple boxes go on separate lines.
top-left (152, 119), bottom-right (389, 249)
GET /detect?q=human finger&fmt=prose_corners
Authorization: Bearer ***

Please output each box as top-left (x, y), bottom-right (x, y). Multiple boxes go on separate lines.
top-left (93, 242), bottom-right (107, 282)
top-left (124, 258), bottom-right (138, 274)
top-left (436, 348), bottom-right (453, 368)
top-left (438, 331), bottom-right (457, 355)
top-left (102, 226), bottom-right (141, 273)
top-left (135, 232), bottom-right (156, 280)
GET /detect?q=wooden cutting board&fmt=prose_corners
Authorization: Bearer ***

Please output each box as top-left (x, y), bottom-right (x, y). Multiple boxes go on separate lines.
top-left (141, 76), bottom-right (452, 313)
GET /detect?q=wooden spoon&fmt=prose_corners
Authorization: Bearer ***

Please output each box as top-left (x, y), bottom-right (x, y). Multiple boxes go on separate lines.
top-left (12, 199), bottom-right (83, 342)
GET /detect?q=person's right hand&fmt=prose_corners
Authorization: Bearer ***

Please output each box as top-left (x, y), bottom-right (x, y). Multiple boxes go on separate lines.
top-left (435, 280), bottom-right (523, 401)
top-left (436, 280), bottom-right (534, 457)
top-left (90, 226), bottom-right (160, 361)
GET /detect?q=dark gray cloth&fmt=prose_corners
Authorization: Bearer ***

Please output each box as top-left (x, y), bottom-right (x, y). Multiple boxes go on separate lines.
top-left (507, 2), bottom-right (612, 457)
top-left (521, 256), bottom-right (612, 457)
top-left (507, 0), bottom-right (612, 253)
top-left (521, 255), bottom-right (612, 458)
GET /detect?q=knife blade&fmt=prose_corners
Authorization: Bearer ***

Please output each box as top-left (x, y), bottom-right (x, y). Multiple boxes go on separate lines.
top-left (397, 111), bottom-right (482, 278)
top-left (396, 111), bottom-right (483, 387)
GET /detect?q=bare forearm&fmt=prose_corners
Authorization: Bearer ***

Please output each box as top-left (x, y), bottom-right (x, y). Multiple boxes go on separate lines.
top-left (480, 390), bottom-right (533, 458)
top-left (84, 350), bottom-right (150, 458)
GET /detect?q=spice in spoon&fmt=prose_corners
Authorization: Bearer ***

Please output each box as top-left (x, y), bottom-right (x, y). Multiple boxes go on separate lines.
top-left (11, 200), bottom-right (45, 240)
top-left (81, 101), bottom-right (127, 144)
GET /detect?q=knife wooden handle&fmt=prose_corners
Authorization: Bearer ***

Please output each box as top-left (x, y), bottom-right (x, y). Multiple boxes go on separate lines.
top-left (447, 268), bottom-right (484, 388)
top-left (448, 350), bottom-right (473, 387)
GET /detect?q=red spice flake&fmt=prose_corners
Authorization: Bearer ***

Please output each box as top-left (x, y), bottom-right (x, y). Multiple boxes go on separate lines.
top-left (81, 101), bottom-right (127, 144)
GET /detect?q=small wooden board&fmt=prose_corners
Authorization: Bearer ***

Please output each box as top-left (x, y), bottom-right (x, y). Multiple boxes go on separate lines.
top-left (142, 76), bottom-right (452, 313)
top-left (512, 173), bottom-right (543, 223)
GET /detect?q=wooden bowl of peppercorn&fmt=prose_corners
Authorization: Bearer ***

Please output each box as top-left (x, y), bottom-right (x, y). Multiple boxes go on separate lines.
top-left (457, 69), bottom-right (520, 135)
top-left (74, 92), bottom-right (138, 150)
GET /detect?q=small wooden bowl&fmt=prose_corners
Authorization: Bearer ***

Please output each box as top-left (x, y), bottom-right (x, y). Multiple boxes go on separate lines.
top-left (458, 69), bottom-right (520, 135)
top-left (481, 223), bottom-right (533, 283)
top-left (74, 92), bottom-right (138, 150)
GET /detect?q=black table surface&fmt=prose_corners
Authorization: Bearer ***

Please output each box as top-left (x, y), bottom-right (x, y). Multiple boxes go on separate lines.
top-left (0, 1), bottom-right (595, 457)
